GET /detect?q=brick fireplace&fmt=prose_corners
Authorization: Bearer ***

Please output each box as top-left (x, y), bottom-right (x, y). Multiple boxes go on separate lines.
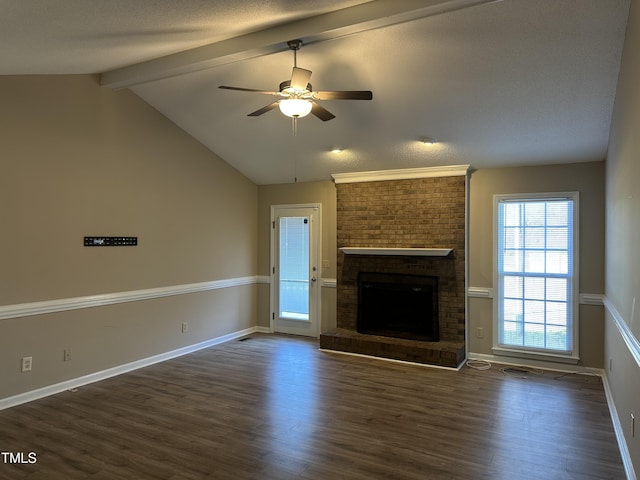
top-left (320, 166), bottom-right (468, 368)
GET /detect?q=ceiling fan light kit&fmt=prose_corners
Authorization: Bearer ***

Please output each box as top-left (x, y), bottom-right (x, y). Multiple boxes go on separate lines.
top-left (279, 98), bottom-right (313, 118)
top-left (218, 39), bottom-right (373, 124)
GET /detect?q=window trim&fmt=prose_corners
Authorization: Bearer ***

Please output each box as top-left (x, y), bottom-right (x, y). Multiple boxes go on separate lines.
top-left (492, 192), bottom-right (580, 362)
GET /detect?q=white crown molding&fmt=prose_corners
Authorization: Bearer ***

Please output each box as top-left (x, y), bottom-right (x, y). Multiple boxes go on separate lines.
top-left (0, 276), bottom-right (259, 321)
top-left (332, 165), bottom-right (470, 184)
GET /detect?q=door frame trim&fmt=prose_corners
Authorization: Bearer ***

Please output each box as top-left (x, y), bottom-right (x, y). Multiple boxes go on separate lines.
top-left (270, 203), bottom-right (322, 337)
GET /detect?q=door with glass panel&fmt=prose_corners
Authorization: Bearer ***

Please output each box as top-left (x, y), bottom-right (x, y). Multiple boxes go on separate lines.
top-left (271, 204), bottom-right (321, 337)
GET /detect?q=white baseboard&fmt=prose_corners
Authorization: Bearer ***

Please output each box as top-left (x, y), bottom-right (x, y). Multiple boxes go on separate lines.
top-left (469, 351), bottom-right (635, 479)
top-left (602, 373), bottom-right (637, 480)
top-left (467, 352), bottom-right (603, 375)
top-left (0, 326), bottom-right (269, 411)
top-left (319, 348), bottom-right (463, 371)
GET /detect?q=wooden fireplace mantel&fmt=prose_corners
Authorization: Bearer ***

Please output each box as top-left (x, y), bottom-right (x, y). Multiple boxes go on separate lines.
top-left (339, 247), bottom-right (452, 257)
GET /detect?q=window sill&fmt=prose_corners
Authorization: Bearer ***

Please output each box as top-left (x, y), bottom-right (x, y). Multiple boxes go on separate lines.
top-left (492, 347), bottom-right (579, 365)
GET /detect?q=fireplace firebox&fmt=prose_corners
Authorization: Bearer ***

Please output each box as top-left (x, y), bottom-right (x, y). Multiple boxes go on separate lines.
top-left (357, 272), bottom-right (439, 342)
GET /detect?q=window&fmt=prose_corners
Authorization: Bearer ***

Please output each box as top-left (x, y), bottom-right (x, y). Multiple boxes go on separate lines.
top-left (495, 193), bottom-right (578, 359)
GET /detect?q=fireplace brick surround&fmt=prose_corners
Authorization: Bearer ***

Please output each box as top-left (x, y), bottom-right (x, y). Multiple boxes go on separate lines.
top-left (320, 170), bottom-right (467, 368)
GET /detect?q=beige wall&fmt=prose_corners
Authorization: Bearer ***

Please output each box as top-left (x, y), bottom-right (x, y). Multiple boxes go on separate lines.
top-left (468, 162), bottom-right (606, 368)
top-left (605, 0), bottom-right (640, 472)
top-left (4, 65), bottom-right (634, 472)
top-left (258, 165), bottom-right (607, 365)
top-left (257, 181), bottom-right (337, 332)
top-left (0, 75), bottom-right (258, 399)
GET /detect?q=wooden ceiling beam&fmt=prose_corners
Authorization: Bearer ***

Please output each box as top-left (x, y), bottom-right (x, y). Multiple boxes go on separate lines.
top-left (100, 0), bottom-right (501, 89)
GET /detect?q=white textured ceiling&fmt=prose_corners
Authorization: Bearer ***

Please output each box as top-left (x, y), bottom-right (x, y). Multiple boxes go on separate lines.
top-left (1, 0), bottom-right (630, 184)
top-left (0, 0), bottom-right (367, 73)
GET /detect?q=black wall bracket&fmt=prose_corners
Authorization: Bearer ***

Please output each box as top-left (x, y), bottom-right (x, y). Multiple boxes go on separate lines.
top-left (84, 236), bottom-right (138, 247)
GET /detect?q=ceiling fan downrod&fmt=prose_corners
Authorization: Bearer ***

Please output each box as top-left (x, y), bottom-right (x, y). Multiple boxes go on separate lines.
top-left (287, 39), bottom-right (303, 68)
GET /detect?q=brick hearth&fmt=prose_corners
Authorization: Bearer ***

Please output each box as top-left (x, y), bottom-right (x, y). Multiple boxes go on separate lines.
top-left (321, 170), bottom-right (467, 368)
top-left (319, 328), bottom-right (465, 368)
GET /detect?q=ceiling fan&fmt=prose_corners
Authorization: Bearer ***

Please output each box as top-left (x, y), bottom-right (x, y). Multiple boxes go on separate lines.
top-left (219, 39), bottom-right (373, 122)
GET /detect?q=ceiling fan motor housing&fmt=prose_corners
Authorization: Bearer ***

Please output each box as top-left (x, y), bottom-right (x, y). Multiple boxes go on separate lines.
top-left (279, 80), bottom-right (312, 94)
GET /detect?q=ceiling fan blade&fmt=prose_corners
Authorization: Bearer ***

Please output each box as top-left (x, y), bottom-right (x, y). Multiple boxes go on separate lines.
top-left (311, 102), bottom-right (335, 122)
top-left (219, 86), bottom-right (278, 95)
top-left (248, 101), bottom-right (280, 117)
top-left (290, 67), bottom-right (312, 90)
top-left (314, 90), bottom-right (373, 100)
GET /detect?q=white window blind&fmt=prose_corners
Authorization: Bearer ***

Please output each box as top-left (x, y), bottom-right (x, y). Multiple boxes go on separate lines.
top-left (496, 194), bottom-right (578, 356)
top-left (279, 216), bottom-right (309, 320)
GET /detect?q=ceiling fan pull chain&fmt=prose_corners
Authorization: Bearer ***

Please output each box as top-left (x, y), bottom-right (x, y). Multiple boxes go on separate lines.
top-left (292, 116), bottom-right (299, 183)
top-left (294, 129), bottom-right (298, 183)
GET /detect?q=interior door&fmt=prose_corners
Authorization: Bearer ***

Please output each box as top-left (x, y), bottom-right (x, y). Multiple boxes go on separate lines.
top-left (271, 204), bottom-right (321, 337)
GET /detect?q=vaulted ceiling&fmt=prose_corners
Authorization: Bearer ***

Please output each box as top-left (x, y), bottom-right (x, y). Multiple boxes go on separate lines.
top-left (2, 0), bottom-right (630, 184)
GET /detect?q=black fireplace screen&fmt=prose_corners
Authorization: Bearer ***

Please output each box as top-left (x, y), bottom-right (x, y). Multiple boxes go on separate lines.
top-left (357, 272), bottom-right (439, 342)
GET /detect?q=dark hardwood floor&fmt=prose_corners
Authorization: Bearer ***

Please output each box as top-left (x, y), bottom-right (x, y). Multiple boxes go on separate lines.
top-left (0, 334), bottom-right (625, 479)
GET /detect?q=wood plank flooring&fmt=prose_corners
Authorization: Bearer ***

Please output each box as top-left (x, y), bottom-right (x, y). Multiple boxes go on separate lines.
top-left (0, 334), bottom-right (625, 479)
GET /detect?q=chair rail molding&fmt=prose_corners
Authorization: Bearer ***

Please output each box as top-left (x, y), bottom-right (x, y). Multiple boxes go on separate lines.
top-left (603, 296), bottom-right (640, 368)
top-left (0, 276), bottom-right (260, 321)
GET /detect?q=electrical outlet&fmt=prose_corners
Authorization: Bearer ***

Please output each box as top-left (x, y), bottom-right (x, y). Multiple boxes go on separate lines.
top-left (21, 356), bottom-right (33, 372)
top-left (64, 348), bottom-right (72, 362)
top-left (476, 327), bottom-right (484, 339)
top-left (181, 322), bottom-right (188, 333)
